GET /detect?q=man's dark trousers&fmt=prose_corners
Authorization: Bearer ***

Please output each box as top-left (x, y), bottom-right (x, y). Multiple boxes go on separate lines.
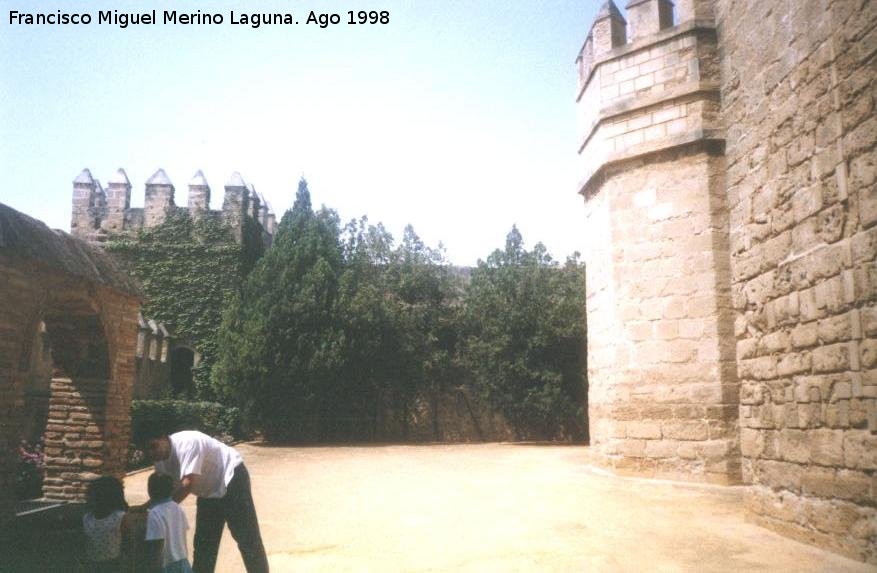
top-left (193, 463), bottom-right (269, 573)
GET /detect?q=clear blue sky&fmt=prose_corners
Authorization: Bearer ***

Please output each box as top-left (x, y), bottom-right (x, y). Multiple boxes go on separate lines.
top-left (0, 0), bottom-right (604, 265)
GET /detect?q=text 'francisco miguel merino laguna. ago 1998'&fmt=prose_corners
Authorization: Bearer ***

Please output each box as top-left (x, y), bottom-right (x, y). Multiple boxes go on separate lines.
top-left (7, 9), bottom-right (390, 28)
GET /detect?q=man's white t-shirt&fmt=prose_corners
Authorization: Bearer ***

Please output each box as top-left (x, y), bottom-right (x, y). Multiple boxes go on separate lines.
top-left (155, 431), bottom-right (243, 498)
top-left (145, 499), bottom-right (189, 567)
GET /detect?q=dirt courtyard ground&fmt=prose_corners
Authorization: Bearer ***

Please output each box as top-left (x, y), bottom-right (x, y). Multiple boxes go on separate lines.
top-left (124, 442), bottom-right (870, 572)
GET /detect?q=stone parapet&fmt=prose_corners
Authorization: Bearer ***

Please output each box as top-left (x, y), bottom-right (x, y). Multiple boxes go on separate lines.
top-left (577, 17), bottom-right (723, 197)
top-left (69, 168), bottom-right (277, 245)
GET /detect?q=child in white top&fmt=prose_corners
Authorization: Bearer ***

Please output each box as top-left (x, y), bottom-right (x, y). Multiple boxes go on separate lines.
top-left (145, 472), bottom-right (192, 573)
top-left (83, 475), bottom-right (129, 572)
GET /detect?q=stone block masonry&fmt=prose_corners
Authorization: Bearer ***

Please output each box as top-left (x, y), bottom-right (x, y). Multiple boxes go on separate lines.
top-left (716, 0), bottom-right (876, 563)
top-left (577, 0), bottom-right (876, 564)
top-left (578, 0), bottom-right (738, 485)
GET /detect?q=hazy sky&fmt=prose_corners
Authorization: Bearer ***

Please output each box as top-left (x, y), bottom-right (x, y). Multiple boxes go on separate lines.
top-left (0, 0), bottom-right (604, 265)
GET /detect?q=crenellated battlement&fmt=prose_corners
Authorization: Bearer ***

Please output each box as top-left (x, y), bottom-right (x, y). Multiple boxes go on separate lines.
top-left (70, 167), bottom-right (277, 245)
top-left (575, 0), bottom-right (722, 197)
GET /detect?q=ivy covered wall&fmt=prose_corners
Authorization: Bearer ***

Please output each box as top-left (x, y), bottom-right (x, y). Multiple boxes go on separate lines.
top-left (107, 208), bottom-right (264, 399)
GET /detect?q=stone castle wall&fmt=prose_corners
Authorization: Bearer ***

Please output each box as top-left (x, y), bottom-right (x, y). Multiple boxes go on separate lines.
top-left (71, 168), bottom-right (275, 402)
top-left (71, 168), bottom-right (277, 245)
top-left (406, 388), bottom-right (515, 443)
top-left (577, 0), bottom-right (740, 484)
top-left (716, 0), bottom-right (876, 562)
top-left (577, 0), bottom-right (875, 563)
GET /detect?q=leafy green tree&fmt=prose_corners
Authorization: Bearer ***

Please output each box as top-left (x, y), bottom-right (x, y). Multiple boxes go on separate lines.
top-left (334, 217), bottom-right (404, 438)
top-left (215, 182), bottom-right (587, 443)
top-left (334, 221), bottom-right (458, 440)
top-left (392, 225), bottom-right (460, 439)
top-left (462, 226), bottom-right (587, 440)
top-left (216, 193), bottom-right (465, 442)
top-left (213, 179), bottom-right (343, 440)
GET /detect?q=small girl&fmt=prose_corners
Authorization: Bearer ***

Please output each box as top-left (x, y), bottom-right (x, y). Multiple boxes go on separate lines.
top-left (83, 475), bottom-right (129, 572)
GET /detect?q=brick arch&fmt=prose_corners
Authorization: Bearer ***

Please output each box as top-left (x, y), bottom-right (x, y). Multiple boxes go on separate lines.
top-left (0, 203), bottom-right (140, 541)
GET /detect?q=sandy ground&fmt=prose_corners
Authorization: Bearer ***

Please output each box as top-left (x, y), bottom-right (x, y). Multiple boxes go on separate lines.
top-left (124, 442), bottom-right (871, 573)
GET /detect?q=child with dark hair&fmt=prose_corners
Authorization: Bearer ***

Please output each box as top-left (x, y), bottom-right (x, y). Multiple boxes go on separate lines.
top-left (145, 472), bottom-right (192, 573)
top-left (83, 475), bottom-right (129, 572)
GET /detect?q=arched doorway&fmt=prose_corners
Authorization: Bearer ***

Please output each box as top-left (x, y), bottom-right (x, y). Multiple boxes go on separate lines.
top-left (10, 289), bottom-right (116, 505)
top-left (170, 347), bottom-right (195, 396)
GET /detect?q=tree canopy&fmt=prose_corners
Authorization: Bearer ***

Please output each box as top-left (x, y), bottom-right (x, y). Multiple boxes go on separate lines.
top-left (462, 226), bottom-right (587, 439)
top-left (213, 182), bottom-right (587, 442)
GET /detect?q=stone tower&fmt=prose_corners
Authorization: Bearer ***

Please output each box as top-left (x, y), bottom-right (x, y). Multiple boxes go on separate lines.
top-left (577, 0), bottom-right (876, 563)
top-left (105, 168), bottom-right (131, 234)
top-left (71, 168), bottom-right (98, 236)
top-left (577, 0), bottom-right (737, 484)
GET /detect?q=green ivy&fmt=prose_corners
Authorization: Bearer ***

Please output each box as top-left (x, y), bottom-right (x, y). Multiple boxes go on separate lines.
top-left (107, 209), bottom-right (264, 400)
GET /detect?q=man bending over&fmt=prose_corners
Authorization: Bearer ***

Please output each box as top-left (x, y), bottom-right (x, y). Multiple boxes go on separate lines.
top-left (145, 429), bottom-right (269, 573)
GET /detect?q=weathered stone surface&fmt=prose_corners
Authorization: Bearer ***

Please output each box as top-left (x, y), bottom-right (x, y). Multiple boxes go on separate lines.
top-left (843, 431), bottom-right (877, 470)
top-left (582, 145), bottom-right (739, 484)
top-left (626, 421), bottom-right (662, 439)
top-left (662, 420), bottom-right (710, 442)
top-left (812, 343), bottom-right (851, 373)
top-left (860, 339), bottom-right (877, 369)
top-left (714, 0), bottom-right (877, 563)
top-left (578, 0), bottom-right (876, 562)
top-left (809, 429), bottom-right (845, 467)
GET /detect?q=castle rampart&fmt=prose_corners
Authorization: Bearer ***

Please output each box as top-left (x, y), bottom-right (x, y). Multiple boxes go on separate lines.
top-left (578, 0), bottom-right (875, 563)
top-left (69, 167), bottom-right (276, 404)
top-left (70, 167), bottom-right (277, 244)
